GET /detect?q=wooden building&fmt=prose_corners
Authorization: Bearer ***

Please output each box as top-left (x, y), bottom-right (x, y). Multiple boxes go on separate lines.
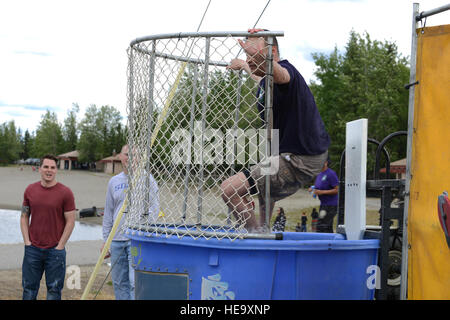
top-left (380, 158), bottom-right (406, 179)
top-left (57, 150), bottom-right (79, 170)
top-left (97, 154), bottom-right (123, 174)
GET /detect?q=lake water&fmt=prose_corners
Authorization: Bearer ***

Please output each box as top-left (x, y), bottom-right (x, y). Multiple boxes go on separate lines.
top-left (0, 209), bottom-right (103, 244)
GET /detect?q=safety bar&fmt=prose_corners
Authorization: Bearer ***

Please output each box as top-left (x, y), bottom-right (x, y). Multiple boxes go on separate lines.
top-left (416, 3), bottom-right (450, 21)
top-left (130, 31), bottom-right (284, 47)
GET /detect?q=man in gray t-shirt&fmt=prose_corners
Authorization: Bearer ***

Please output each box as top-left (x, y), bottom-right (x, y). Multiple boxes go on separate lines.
top-left (101, 144), bottom-right (159, 300)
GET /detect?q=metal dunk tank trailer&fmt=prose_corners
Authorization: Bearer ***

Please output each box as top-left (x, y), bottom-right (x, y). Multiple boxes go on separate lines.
top-left (123, 31), bottom-right (379, 300)
top-left (403, 3), bottom-right (450, 300)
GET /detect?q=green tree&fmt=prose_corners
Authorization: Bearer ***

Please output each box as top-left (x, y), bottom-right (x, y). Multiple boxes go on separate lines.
top-left (310, 31), bottom-right (409, 174)
top-left (77, 105), bottom-right (98, 163)
top-left (20, 129), bottom-right (34, 159)
top-left (62, 103), bottom-right (80, 152)
top-left (0, 120), bottom-right (23, 164)
top-left (108, 122), bottom-right (127, 155)
top-left (32, 111), bottom-right (64, 157)
top-left (77, 104), bottom-right (124, 163)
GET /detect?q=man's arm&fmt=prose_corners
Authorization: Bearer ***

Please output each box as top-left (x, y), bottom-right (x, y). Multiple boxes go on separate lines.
top-left (102, 181), bottom-right (115, 242)
top-left (230, 54), bottom-right (289, 85)
top-left (315, 186), bottom-right (339, 196)
top-left (56, 210), bottom-right (76, 250)
top-left (272, 60), bottom-right (291, 84)
top-left (227, 59), bottom-right (262, 83)
top-left (20, 206), bottom-right (31, 246)
top-left (101, 180), bottom-right (115, 258)
top-left (238, 29), bottom-right (291, 85)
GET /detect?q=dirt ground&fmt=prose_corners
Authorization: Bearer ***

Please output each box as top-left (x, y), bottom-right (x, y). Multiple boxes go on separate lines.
top-left (0, 165), bottom-right (382, 300)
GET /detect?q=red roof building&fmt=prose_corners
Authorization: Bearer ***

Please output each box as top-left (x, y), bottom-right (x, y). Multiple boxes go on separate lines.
top-left (380, 158), bottom-right (406, 179)
top-left (97, 154), bottom-right (123, 175)
top-left (57, 150), bottom-right (79, 170)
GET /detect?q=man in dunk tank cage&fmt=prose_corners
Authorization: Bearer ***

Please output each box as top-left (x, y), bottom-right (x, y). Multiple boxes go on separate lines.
top-left (221, 29), bottom-right (330, 232)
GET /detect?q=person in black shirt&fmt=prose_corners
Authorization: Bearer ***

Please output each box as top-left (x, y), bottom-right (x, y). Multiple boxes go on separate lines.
top-left (221, 29), bottom-right (330, 232)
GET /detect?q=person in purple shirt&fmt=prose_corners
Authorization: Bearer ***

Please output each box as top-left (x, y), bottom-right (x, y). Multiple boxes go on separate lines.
top-left (222, 28), bottom-right (330, 232)
top-left (308, 156), bottom-right (339, 233)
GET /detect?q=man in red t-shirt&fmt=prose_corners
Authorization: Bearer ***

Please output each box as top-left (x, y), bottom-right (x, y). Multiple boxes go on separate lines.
top-left (20, 154), bottom-right (76, 300)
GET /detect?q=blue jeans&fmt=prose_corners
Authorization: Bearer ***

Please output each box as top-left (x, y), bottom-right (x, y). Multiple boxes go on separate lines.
top-left (110, 240), bottom-right (135, 300)
top-left (22, 245), bottom-right (66, 300)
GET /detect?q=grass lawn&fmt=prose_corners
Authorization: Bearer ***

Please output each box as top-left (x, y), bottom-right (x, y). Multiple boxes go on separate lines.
top-left (274, 206), bottom-right (380, 232)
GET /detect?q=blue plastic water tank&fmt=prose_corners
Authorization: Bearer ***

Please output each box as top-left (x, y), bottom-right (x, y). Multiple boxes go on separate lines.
top-left (127, 230), bottom-right (379, 300)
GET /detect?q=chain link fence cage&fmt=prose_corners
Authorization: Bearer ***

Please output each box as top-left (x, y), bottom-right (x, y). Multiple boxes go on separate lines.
top-left (124, 31), bottom-right (283, 241)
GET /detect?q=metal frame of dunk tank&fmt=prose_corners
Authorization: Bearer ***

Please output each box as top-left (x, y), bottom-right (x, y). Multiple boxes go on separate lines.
top-left (125, 31), bottom-right (283, 241)
top-left (401, 2), bottom-right (450, 300)
top-left (124, 30), bottom-right (380, 300)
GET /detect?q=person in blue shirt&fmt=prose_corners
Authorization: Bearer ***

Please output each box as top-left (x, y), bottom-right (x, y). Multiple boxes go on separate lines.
top-left (222, 29), bottom-right (330, 232)
top-left (308, 156), bottom-right (339, 233)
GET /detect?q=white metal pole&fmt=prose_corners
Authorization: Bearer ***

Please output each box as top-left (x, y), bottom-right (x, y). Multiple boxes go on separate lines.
top-left (401, 2), bottom-right (420, 301)
top-left (344, 118), bottom-right (368, 240)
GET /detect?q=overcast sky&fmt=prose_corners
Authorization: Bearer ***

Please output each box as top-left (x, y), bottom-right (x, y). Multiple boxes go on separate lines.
top-left (0, 0), bottom-right (449, 133)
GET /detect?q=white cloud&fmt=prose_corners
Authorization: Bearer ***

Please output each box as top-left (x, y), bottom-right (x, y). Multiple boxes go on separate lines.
top-left (0, 0), bottom-right (449, 132)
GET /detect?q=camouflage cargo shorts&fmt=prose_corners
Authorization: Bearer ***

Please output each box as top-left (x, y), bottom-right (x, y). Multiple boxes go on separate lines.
top-left (243, 151), bottom-right (328, 203)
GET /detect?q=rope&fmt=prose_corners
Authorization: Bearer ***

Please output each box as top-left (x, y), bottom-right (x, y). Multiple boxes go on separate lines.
top-left (197, 0), bottom-right (212, 32)
top-left (92, 244), bottom-right (128, 300)
top-left (234, 0), bottom-right (273, 57)
top-left (253, 0), bottom-right (272, 28)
